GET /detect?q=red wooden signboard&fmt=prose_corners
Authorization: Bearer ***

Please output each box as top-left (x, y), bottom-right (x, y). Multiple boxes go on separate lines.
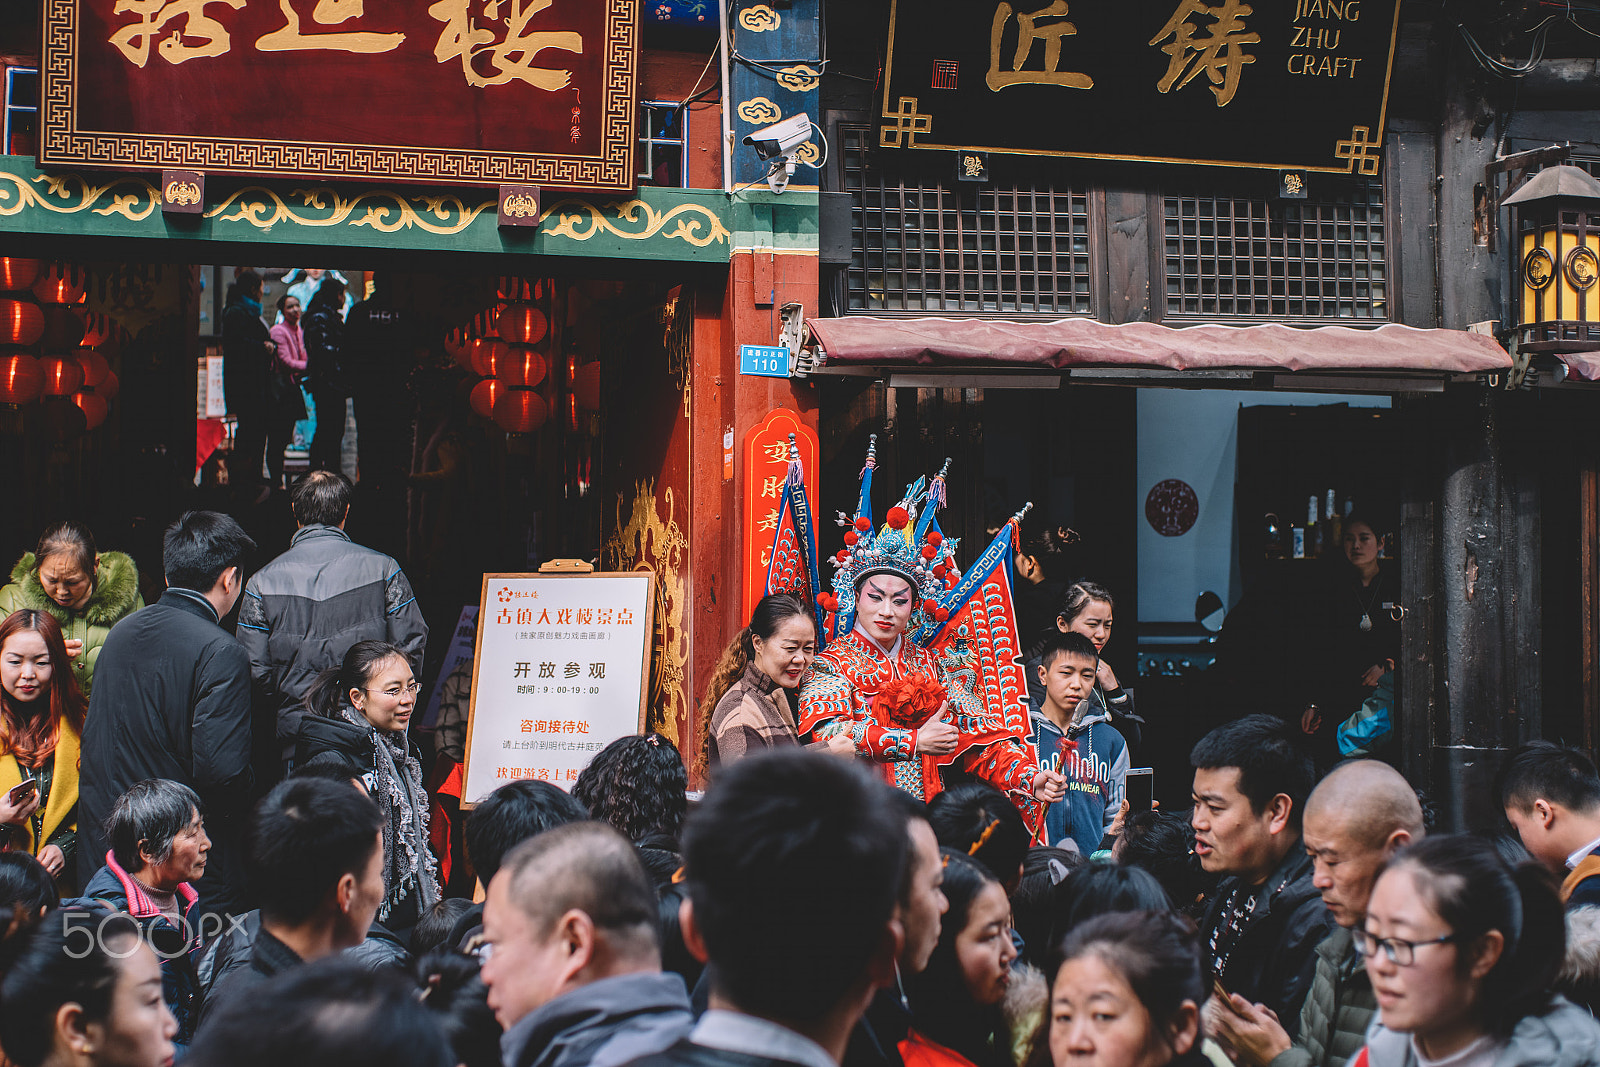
top-left (741, 408), bottom-right (819, 622)
top-left (39, 0), bottom-right (638, 192)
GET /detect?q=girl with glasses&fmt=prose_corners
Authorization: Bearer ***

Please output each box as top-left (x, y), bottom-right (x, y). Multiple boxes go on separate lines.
top-left (296, 640), bottom-right (439, 935)
top-left (1356, 834), bottom-right (1599, 1067)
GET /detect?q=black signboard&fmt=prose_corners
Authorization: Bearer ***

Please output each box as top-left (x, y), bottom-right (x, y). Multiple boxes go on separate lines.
top-left (879, 0), bottom-right (1402, 174)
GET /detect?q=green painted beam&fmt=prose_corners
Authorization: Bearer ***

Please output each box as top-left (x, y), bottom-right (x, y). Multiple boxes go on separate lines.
top-left (0, 156), bottom-right (740, 263)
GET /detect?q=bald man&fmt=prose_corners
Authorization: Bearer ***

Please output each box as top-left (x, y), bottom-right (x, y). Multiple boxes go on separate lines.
top-left (1210, 760), bottom-right (1424, 1067)
top-left (480, 822), bottom-right (693, 1067)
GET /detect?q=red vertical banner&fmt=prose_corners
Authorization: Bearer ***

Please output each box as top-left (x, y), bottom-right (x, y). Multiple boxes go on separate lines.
top-left (741, 409), bottom-right (819, 623)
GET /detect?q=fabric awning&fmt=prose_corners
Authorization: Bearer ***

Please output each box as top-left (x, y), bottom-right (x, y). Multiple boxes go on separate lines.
top-left (1556, 352), bottom-right (1600, 382)
top-left (804, 317), bottom-right (1512, 376)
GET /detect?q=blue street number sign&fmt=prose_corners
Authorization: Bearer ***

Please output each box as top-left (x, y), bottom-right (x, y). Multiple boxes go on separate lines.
top-left (740, 344), bottom-right (791, 378)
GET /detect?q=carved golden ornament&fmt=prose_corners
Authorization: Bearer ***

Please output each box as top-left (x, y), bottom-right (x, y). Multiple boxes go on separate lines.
top-left (776, 64), bottom-right (820, 92)
top-left (164, 180), bottom-right (202, 206)
top-left (1566, 246), bottom-right (1599, 291)
top-left (1524, 247), bottom-right (1555, 291)
top-left (793, 141), bottom-right (822, 166)
top-left (880, 96), bottom-right (931, 149)
top-left (0, 172), bottom-right (160, 221)
top-left (737, 97), bottom-right (783, 125)
top-left (604, 481), bottom-right (690, 744)
top-left (541, 198), bottom-right (731, 247)
top-left (1334, 125), bottom-right (1382, 176)
top-left (204, 185), bottom-right (496, 233)
top-left (501, 193), bottom-right (540, 218)
top-left (738, 4), bottom-right (780, 31)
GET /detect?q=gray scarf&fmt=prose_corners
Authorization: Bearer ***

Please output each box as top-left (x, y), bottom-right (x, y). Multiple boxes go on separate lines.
top-left (340, 705), bottom-right (440, 922)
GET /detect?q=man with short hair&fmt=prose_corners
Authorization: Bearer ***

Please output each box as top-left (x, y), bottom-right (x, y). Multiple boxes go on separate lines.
top-left (79, 511), bottom-right (258, 916)
top-left (481, 822), bottom-right (694, 1067)
top-left (1501, 740), bottom-right (1600, 907)
top-left (622, 749), bottom-right (907, 1067)
top-left (237, 469), bottom-right (428, 773)
top-left (843, 790), bottom-right (947, 1067)
top-left (198, 776), bottom-right (386, 1029)
top-left (1190, 714), bottom-right (1332, 1038)
top-left (1029, 630), bottom-right (1128, 855)
top-left (1210, 760), bottom-right (1424, 1067)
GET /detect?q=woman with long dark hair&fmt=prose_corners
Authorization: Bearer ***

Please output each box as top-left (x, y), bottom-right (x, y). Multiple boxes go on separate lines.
top-left (295, 640), bottom-right (438, 932)
top-left (1024, 581), bottom-right (1140, 751)
top-left (902, 851), bottom-right (1034, 1067)
top-left (0, 520), bottom-right (143, 699)
top-left (0, 610), bottom-right (87, 886)
top-left (1357, 834), bottom-right (1600, 1066)
top-left (695, 594), bottom-right (849, 778)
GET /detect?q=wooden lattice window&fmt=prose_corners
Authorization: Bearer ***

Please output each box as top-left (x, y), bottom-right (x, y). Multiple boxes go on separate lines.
top-left (841, 125), bottom-right (1092, 315)
top-left (1163, 183), bottom-right (1388, 320)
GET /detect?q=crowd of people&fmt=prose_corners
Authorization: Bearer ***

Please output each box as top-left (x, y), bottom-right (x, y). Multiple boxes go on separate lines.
top-left (1, 469), bottom-right (1599, 1067)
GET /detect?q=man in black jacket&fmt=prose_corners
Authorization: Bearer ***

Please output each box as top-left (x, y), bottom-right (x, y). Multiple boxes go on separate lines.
top-left (236, 470), bottom-right (427, 775)
top-left (620, 750), bottom-right (906, 1067)
top-left (1190, 714), bottom-right (1332, 1040)
top-left (78, 512), bottom-right (257, 918)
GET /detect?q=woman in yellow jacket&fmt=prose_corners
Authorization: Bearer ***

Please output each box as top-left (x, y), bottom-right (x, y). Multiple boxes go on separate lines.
top-left (0, 520), bottom-right (143, 699)
top-left (0, 608), bottom-right (85, 888)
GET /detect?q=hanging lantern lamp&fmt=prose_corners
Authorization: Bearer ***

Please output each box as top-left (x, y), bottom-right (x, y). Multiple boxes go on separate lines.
top-left (75, 348), bottom-right (111, 388)
top-left (501, 344), bottom-right (547, 388)
top-left (469, 337), bottom-right (509, 378)
top-left (1505, 165), bottom-right (1600, 353)
top-left (0, 259), bottom-right (42, 292)
top-left (0, 353), bottom-right (43, 405)
top-left (99, 369), bottom-right (120, 402)
top-left (40, 355), bottom-right (84, 396)
top-left (496, 303), bottom-right (548, 346)
top-left (72, 390), bottom-right (108, 430)
top-left (493, 387), bottom-right (548, 435)
top-left (32, 264), bottom-right (86, 305)
top-left (469, 377), bottom-right (505, 419)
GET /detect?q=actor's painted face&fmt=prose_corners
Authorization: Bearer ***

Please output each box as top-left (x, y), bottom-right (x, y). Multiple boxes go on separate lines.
top-left (858, 575), bottom-right (915, 643)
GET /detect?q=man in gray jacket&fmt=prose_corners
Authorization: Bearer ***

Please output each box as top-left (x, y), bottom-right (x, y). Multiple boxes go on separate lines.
top-left (237, 470), bottom-right (427, 773)
top-left (480, 821), bottom-right (693, 1067)
top-left (1212, 760), bottom-right (1425, 1067)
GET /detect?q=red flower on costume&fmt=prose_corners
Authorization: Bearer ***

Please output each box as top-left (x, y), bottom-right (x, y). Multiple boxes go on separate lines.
top-left (872, 673), bottom-right (948, 729)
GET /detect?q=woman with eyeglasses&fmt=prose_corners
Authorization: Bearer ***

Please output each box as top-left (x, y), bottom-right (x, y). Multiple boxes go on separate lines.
top-left (1355, 834), bottom-right (1600, 1067)
top-left (295, 640), bottom-right (439, 933)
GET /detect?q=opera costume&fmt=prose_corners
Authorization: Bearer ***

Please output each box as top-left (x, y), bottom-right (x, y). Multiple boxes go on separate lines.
top-left (762, 435), bottom-right (1057, 831)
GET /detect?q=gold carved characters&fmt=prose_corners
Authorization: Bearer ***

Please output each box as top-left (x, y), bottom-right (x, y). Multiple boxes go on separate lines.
top-left (256, 0), bottom-right (406, 54)
top-left (986, 2), bottom-right (1093, 91)
top-left (1149, 0), bottom-right (1259, 107)
top-left (427, 0), bottom-right (584, 90)
top-left (109, 0), bottom-right (245, 67)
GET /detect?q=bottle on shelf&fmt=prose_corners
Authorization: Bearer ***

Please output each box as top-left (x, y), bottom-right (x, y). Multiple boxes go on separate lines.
top-left (1325, 490), bottom-right (1342, 556)
top-left (1306, 495), bottom-right (1320, 558)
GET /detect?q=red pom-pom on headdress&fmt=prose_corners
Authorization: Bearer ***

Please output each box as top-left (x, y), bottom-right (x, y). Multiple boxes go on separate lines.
top-left (886, 506), bottom-right (910, 530)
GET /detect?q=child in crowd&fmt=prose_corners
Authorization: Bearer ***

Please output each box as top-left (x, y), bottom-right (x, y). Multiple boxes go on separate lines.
top-left (1028, 631), bottom-right (1128, 856)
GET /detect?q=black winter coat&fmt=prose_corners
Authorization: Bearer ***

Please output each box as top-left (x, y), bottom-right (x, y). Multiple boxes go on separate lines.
top-left (294, 710), bottom-right (424, 786)
top-left (78, 590), bottom-right (254, 917)
top-left (302, 303), bottom-right (349, 395)
top-left (221, 299), bottom-right (271, 416)
top-left (1200, 846), bottom-right (1334, 1040)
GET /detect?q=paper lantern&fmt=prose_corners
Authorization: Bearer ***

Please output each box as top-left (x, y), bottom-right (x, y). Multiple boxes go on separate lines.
top-left (32, 264), bottom-right (85, 305)
top-left (79, 312), bottom-right (115, 349)
top-left (444, 327), bottom-right (473, 370)
top-left (0, 259), bottom-right (42, 292)
top-left (493, 387), bottom-right (548, 434)
top-left (98, 369), bottom-right (120, 401)
top-left (468, 337), bottom-right (508, 378)
top-left (72, 390), bottom-right (108, 430)
top-left (501, 344), bottom-right (547, 388)
top-left (469, 377), bottom-right (505, 419)
top-left (575, 361), bottom-right (602, 411)
top-left (40, 355), bottom-right (84, 396)
top-left (496, 303), bottom-right (548, 346)
top-left (75, 348), bottom-right (110, 388)
top-left (40, 306), bottom-right (85, 351)
top-left (0, 353), bottom-right (43, 405)
top-left (0, 298), bottom-right (44, 347)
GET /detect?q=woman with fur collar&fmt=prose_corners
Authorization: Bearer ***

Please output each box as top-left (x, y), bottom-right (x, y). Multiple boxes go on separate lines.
top-left (0, 521), bottom-right (143, 699)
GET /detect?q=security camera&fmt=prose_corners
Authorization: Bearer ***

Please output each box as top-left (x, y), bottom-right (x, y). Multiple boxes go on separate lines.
top-left (743, 113), bottom-right (811, 162)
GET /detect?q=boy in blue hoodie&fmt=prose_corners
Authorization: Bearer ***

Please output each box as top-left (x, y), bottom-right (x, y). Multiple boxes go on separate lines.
top-left (1028, 631), bottom-right (1128, 855)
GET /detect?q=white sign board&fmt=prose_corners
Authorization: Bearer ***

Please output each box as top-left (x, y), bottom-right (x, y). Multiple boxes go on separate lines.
top-left (461, 571), bottom-right (655, 806)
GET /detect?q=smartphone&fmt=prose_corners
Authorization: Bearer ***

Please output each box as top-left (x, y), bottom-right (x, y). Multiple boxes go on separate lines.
top-left (7, 777), bottom-right (38, 806)
top-left (1126, 767), bottom-right (1154, 813)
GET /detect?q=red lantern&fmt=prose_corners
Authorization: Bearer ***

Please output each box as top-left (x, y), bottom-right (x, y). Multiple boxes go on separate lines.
top-left (0, 353), bottom-right (43, 405)
top-left (79, 313), bottom-right (115, 349)
top-left (40, 355), bottom-right (84, 396)
top-left (32, 264), bottom-right (85, 305)
top-left (0, 299), bottom-right (44, 347)
top-left (469, 337), bottom-right (508, 378)
top-left (493, 387), bottom-right (548, 434)
top-left (75, 349), bottom-right (111, 388)
top-left (469, 377), bottom-right (505, 419)
top-left (495, 303), bottom-right (549, 346)
top-left (575, 361), bottom-right (602, 411)
top-left (98, 369), bottom-right (120, 402)
top-left (445, 327), bottom-right (473, 371)
top-left (72, 390), bottom-right (108, 430)
top-left (501, 345), bottom-right (547, 388)
top-left (41, 306), bottom-right (85, 351)
top-left (0, 259), bottom-right (42, 292)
